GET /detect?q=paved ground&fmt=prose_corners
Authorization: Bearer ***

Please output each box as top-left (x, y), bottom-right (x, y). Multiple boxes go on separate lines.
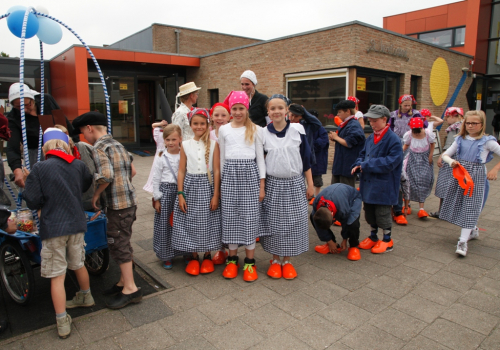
top-left (2, 153), bottom-right (500, 350)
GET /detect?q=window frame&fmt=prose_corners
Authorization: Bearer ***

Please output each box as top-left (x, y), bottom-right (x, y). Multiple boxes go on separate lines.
top-left (407, 26), bottom-right (466, 48)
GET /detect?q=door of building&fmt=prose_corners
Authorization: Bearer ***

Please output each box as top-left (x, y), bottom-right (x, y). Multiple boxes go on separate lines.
top-left (356, 69), bottom-right (400, 113)
top-left (138, 80), bottom-right (156, 145)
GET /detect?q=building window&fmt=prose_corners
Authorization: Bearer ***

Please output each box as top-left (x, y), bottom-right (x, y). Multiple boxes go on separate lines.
top-left (209, 89), bottom-right (219, 107)
top-left (286, 69), bottom-right (348, 127)
top-left (416, 27), bottom-right (465, 48)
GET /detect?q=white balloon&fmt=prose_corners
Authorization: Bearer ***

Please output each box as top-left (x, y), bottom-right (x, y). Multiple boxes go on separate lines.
top-left (35, 6), bottom-right (49, 16)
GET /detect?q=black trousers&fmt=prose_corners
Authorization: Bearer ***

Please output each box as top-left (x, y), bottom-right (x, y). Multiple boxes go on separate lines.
top-left (310, 213), bottom-right (360, 247)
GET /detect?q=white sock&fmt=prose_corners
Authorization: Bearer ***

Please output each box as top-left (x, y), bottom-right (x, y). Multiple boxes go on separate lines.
top-left (228, 244), bottom-right (238, 251)
top-left (460, 228), bottom-right (471, 242)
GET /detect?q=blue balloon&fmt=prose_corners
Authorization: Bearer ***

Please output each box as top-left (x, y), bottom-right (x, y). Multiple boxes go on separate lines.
top-left (7, 10), bottom-right (40, 39)
top-left (7, 5), bottom-right (27, 14)
top-left (36, 17), bottom-right (62, 45)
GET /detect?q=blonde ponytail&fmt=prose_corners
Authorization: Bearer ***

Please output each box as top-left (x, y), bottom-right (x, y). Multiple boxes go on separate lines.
top-left (201, 128), bottom-right (213, 185)
top-left (244, 111), bottom-right (257, 145)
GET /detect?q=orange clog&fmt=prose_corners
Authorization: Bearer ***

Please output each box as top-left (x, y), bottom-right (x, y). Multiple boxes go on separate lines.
top-left (267, 260), bottom-right (282, 279)
top-left (222, 259), bottom-right (239, 279)
top-left (185, 259), bottom-right (200, 276)
top-left (212, 250), bottom-right (228, 265)
top-left (359, 237), bottom-right (378, 250)
top-left (309, 197), bottom-right (315, 205)
top-left (393, 214), bottom-right (408, 225)
top-left (256, 237), bottom-right (260, 243)
top-left (406, 206), bottom-right (412, 215)
top-left (347, 247), bottom-right (361, 261)
top-left (418, 209), bottom-right (428, 219)
top-left (282, 261), bottom-right (297, 280)
top-left (200, 258), bottom-right (215, 274)
top-left (334, 220), bottom-right (341, 226)
top-left (314, 243), bottom-right (330, 254)
top-left (243, 262), bottom-right (258, 282)
top-left (371, 239), bottom-right (393, 254)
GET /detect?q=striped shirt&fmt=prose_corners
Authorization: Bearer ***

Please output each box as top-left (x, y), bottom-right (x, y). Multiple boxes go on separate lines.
top-left (93, 135), bottom-right (137, 210)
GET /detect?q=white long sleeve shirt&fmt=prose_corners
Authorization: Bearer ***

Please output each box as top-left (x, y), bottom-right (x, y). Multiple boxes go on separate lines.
top-left (152, 152), bottom-right (180, 200)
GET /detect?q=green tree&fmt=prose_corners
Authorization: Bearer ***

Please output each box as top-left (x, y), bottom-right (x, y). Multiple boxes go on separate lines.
top-left (0, 52), bottom-right (9, 57)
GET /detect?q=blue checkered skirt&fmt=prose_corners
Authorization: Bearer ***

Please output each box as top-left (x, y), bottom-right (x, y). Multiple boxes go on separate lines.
top-left (434, 155), bottom-right (455, 199)
top-left (405, 150), bottom-right (434, 203)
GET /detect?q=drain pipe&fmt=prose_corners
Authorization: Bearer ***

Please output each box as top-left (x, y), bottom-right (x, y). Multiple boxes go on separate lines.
top-left (174, 29), bottom-right (181, 54)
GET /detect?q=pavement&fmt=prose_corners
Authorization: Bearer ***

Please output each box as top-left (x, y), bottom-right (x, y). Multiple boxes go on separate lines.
top-left (1, 152), bottom-right (500, 350)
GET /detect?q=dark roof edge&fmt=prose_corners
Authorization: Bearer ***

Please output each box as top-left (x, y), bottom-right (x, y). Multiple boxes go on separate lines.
top-left (151, 23), bottom-right (263, 41)
top-left (108, 26), bottom-right (152, 47)
top-left (200, 20), bottom-right (473, 59)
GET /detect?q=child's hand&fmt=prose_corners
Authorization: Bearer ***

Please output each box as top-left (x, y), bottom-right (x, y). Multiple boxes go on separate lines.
top-left (306, 186), bottom-right (314, 200)
top-left (210, 196), bottom-right (219, 211)
top-left (154, 200), bottom-right (161, 213)
top-left (428, 157), bottom-right (433, 165)
top-left (92, 194), bottom-right (100, 211)
top-left (437, 156), bottom-right (443, 168)
top-left (351, 165), bottom-right (361, 175)
top-left (259, 187), bottom-right (265, 202)
top-left (450, 161), bottom-right (459, 168)
top-left (487, 169), bottom-right (498, 181)
top-left (329, 131), bottom-right (338, 141)
top-left (178, 196), bottom-right (187, 213)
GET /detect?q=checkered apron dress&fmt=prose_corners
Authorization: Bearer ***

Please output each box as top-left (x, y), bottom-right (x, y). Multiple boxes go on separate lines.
top-left (153, 183), bottom-right (187, 260)
top-left (434, 155), bottom-right (455, 199)
top-left (260, 175), bottom-right (309, 257)
top-left (172, 173), bottom-right (222, 252)
top-left (405, 150), bottom-right (434, 203)
top-left (439, 160), bottom-right (485, 229)
top-left (221, 159), bottom-right (261, 245)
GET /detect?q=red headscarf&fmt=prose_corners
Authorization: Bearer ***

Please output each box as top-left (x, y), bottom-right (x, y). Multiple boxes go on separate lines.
top-left (419, 109), bottom-right (431, 118)
top-left (209, 103), bottom-right (230, 116)
top-left (398, 95), bottom-right (417, 105)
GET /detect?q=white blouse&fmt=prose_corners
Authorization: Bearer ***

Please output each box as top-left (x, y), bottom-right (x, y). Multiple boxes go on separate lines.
top-left (444, 135), bottom-right (500, 163)
top-left (183, 139), bottom-right (216, 174)
top-left (218, 124), bottom-right (266, 179)
top-left (403, 129), bottom-right (436, 153)
top-left (152, 152), bottom-right (180, 200)
top-left (172, 103), bottom-right (194, 141)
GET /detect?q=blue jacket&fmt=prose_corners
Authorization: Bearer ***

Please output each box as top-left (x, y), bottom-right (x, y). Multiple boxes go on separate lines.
top-left (332, 118), bottom-right (366, 178)
top-left (352, 129), bottom-right (403, 205)
top-left (299, 109), bottom-right (322, 165)
top-left (311, 126), bottom-right (329, 175)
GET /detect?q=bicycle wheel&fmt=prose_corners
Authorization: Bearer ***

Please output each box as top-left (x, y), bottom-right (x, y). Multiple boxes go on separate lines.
top-left (0, 240), bottom-right (35, 305)
top-left (85, 248), bottom-right (109, 276)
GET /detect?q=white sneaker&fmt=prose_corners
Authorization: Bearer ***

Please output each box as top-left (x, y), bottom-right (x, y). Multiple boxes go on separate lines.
top-left (456, 241), bottom-right (468, 256)
top-left (468, 227), bottom-right (479, 241)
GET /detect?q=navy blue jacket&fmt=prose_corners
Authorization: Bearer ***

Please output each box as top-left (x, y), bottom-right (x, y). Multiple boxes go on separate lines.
top-left (311, 126), bottom-right (329, 175)
top-left (352, 129), bottom-right (403, 205)
top-left (332, 118), bottom-right (366, 178)
top-left (299, 109), bottom-right (322, 166)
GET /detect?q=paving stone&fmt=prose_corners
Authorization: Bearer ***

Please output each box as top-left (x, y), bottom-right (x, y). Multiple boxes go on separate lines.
top-left (340, 324), bottom-right (405, 350)
top-left (392, 294), bottom-right (446, 323)
top-left (197, 294), bottom-right (250, 326)
top-left (311, 253), bottom-right (354, 271)
top-left (74, 310), bottom-right (132, 344)
top-left (473, 276), bottom-right (500, 297)
top-left (231, 283), bottom-right (281, 310)
top-left (411, 281), bottom-right (462, 307)
top-left (461, 253), bottom-right (498, 270)
top-left (326, 343), bottom-right (353, 350)
top-left (166, 336), bottom-right (217, 350)
top-left (363, 251), bottom-right (407, 268)
top-left (21, 328), bottom-right (85, 350)
top-left (158, 308), bottom-right (215, 342)
top-left (421, 318), bottom-right (485, 350)
top-left (261, 276), bottom-right (308, 296)
top-left (402, 256), bottom-right (445, 274)
top-left (241, 304), bottom-right (298, 336)
top-left (366, 275), bottom-right (415, 299)
top-left (469, 244), bottom-right (500, 260)
top-left (249, 331), bottom-right (311, 350)
top-left (295, 263), bottom-right (330, 284)
top-left (272, 291), bottom-right (327, 320)
top-left (287, 314), bottom-right (349, 350)
top-left (428, 270), bottom-right (476, 293)
top-left (401, 335), bottom-right (452, 350)
top-left (119, 296), bottom-right (173, 327)
top-left (1, 341), bottom-right (26, 350)
top-left (441, 303), bottom-right (499, 335)
top-left (134, 250), bottom-right (160, 265)
top-left (317, 300), bottom-right (373, 330)
top-left (344, 258), bottom-right (389, 278)
top-left (159, 286), bottom-right (211, 313)
top-left (444, 260), bottom-right (488, 280)
top-left (301, 279), bottom-right (350, 304)
top-left (485, 264), bottom-right (500, 281)
top-left (80, 336), bottom-right (120, 350)
top-left (147, 262), bottom-right (199, 288)
top-left (481, 326), bottom-right (500, 350)
top-left (203, 319), bottom-right (263, 350)
top-left (369, 308), bottom-right (427, 342)
top-left (398, 237), bottom-right (432, 251)
top-left (458, 289), bottom-right (500, 317)
top-left (113, 321), bottom-right (175, 350)
top-left (342, 287), bottom-right (395, 313)
top-left (324, 269), bottom-right (370, 291)
top-left (192, 275), bottom-right (233, 300)
top-left (384, 265), bottom-right (431, 285)
top-left (391, 244), bottom-right (426, 259)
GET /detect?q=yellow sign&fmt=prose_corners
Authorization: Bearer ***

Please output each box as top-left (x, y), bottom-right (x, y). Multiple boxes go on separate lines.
top-left (119, 83), bottom-right (128, 90)
top-left (357, 77), bottom-right (366, 91)
top-left (429, 57), bottom-right (449, 106)
top-left (477, 93), bottom-right (482, 100)
top-left (118, 100), bottom-right (128, 114)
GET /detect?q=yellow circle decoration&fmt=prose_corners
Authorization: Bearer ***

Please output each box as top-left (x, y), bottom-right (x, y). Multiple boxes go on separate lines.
top-left (429, 57), bottom-right (450, 106)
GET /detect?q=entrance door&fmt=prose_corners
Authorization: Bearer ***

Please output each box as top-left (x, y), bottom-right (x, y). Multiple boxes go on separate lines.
top-left (109, 77), bottom-right (136, 144)
top-left (138, 81), bottom-right (156, 144)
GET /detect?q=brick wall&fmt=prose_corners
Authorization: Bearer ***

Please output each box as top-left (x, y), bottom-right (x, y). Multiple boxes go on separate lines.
top-left (152, 24), bottom-right (262, 56)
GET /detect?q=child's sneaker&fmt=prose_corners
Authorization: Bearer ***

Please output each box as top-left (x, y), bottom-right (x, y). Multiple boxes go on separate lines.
top-left (162, 260), bottom-right (173, 269)
top-left (66, 291), bottom-right (95, 309)
top-left (56, 314), bottom-right (72, 339)
top-left (456, 241), bottom-right (468, 256)
top-left (468, 227), bottom-right (479, 241)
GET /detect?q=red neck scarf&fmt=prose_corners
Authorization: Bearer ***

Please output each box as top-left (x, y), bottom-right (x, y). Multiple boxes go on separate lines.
top-left (338, 115), bottom-right (355, 130)
top-left (373, 125), bottom-right (390, 144)
top-left (72, 145), bottom-right (81, 160)
top-left (45, 150), bottom-right (76, 163)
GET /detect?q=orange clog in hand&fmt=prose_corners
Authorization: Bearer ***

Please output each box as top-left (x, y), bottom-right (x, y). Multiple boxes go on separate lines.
top-left (334, 116), bottom-right (342, 126)
top-left (453, 164), bottom-right (474, 197)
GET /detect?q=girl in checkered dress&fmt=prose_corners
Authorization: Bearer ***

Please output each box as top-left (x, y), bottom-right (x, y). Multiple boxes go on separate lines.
top-left (172, 108), bottom-right (222, 276)
top-left (152, 124), bottom-right (184, 270)
top-left (402, 117), bottom-right (436, 219)
top-left (260, 94), bottom-right (314, 280)
top-left (218, 91), bottom-right (266, 283)
top-left (441, 110), bottom-right (500, 256)
top-left (431, 107), bottom-right (464, 218)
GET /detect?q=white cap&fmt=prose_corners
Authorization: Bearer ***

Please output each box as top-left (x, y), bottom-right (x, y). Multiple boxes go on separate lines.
top-left (240, 70), bottom-right (257, 86)
top-left (8, 83), bottom-right (40, 103)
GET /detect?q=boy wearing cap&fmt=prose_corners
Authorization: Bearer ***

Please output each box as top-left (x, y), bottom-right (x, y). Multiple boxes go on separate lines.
top-left (329, 100), bottom-right (366, 188)
top-left (311, 183), bottom-right (362, 260)
top-left (72, 111), bottom-right (142, 309)
top-left (351, 105), bottom-right (403, 254)
top-left (24, 128), bottom-right (93, 339)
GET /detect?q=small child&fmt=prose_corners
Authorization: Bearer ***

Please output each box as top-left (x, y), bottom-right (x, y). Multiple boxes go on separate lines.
top-left (347, 96), bottom-right (365, 129)
top-left (308, 109), bottom-right (330, 196)
top-left (402, 117), bottom-right (436, 218)
top-left (152, 124), bottom-right (184, 269)
top-left (329, 100), bottom-right (366, 188)
top-left (24, 128), bottom-right (93, 339)
top-left (352, 105), bottom-right (403, 254)
top-left (173, 108), bottom-right (221, 276)
top-left (143, 119), bottom-right (168, 193)
top-left (431, 107), bottom-right (464, 218)
top-left (312, 183), bottom-right (362, 261)
top-left (419, 108), bottom-right (443, 131)
top-left (260, 94), bottom-right (314, 279)
top-left (440, 110), bottom-right (500, 256)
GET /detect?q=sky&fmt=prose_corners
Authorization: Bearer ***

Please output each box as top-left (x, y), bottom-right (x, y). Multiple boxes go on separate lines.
top-left (1, 0), bottom-right (461, 60)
